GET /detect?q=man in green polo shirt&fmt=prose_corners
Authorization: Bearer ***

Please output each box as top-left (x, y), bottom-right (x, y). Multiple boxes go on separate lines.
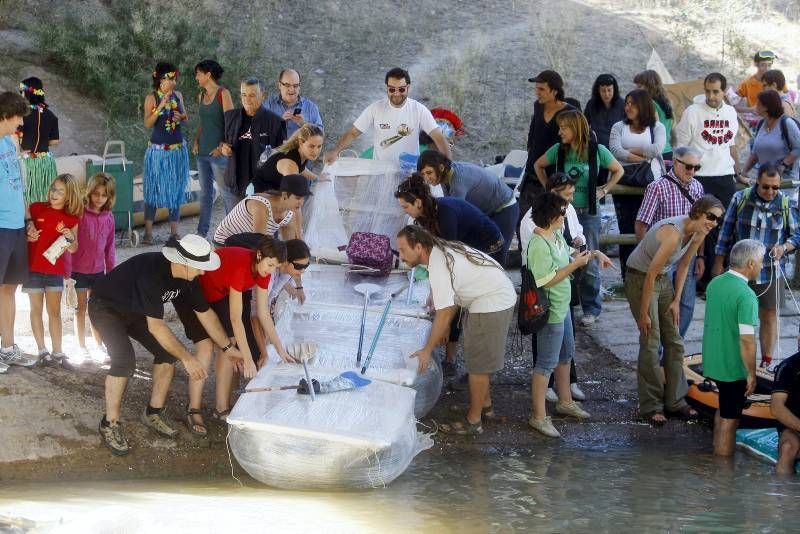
top-left (703, 238), bottom-right (763, 456)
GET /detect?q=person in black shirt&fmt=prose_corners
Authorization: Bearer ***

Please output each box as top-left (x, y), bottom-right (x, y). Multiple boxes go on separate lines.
top-left (519, 70), bottom-right (575, 234)
top-left (772, 352), bottom-right (800, 474)
top-left (584, 74), bottom-right (625, 157)
top-left (18, 77), bottom-right (59, 204)
top-left (220, 77), bottom-right (286, 204)
top-left (89, 234), bottom-right (244, 456)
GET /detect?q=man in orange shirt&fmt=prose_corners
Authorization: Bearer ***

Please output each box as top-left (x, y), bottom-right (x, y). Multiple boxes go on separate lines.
top-left (734, 51), bottom-right (777, 128)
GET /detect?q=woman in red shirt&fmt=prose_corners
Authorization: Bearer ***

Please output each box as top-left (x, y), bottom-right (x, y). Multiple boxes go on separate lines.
top-left (23, 173), bottom-right (82, 366)
top-left (174, 235), bottom-right (292, 435)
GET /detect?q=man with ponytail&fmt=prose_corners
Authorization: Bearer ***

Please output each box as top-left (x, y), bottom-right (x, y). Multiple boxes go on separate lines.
top-left (397, 225), bottom-right (515, 435)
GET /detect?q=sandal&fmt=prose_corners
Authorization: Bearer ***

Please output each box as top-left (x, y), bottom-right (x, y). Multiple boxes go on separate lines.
top-left (440, 416), bottom-right (483, 436)
top-left (448, 404), bottom-right (497, 420)
top-left (666, 405), bottom-right (698, 421)
top-left (642, 411), bottom-right (667, 427)
top-left (185, 408), bottom-right (208, 437)
top-left (211, 408), bottom-right (231, 423)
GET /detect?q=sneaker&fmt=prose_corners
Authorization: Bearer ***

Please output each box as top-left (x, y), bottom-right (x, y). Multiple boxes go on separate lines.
top-left (141, 409), bottom-right (179, 438)
top-left (0, 361), bottom-right (8, 374)
top-left (99, 419), bottom-right (130, 456)
top-left (528, 415), bottom-right (560, 438)
top-left (51, 351), bottom-right (67, 366)
top-left (555, 400), bottom-right (591, 419)
top-left (570, 383), bottom-right (586, 401)
top-left (441, 361), bottom-right (457, 378)
top-left (579, 314), bottom-right (597, 327)
top-left (38, 349), bottom-right (54, 366)
top-left (0, 344), bottom-right (39, 367)
top-left (141, 234), bottom-right (155, 246)
top-left (760, 355), bottom-right (772, 369)
top-left (545, 388), bottom-right (559, 403)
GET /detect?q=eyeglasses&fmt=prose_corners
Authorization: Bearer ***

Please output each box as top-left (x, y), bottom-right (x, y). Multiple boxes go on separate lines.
top-left (291, 261), bottom-right (310, 270)
top-left (549, 174), bottom-right (573, 187)
top-left (387, 85), bottom-right (408, 94)
top-left (704, 212), bottom-right (722, 223)
top-left (48, 186), bottom-right (65, 196)
top-left (676, 159), bottom-right (702, 172)
top-left (758, 183), bottom-right (781, 191)
top-left (279, 81), bottom-right (301, 90)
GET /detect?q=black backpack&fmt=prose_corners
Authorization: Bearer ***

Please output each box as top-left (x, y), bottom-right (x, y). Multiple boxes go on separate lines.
top-left (754, 115), bottom-right (800, 152)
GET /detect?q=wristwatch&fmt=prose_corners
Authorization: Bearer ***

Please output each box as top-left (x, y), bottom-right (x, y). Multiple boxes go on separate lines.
top-left (221, 342), bottom-right (233, 352)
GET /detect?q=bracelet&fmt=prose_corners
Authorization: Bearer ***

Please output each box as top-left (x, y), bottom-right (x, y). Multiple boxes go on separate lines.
top-left (221, 342), bottom-right (233, 352)
top-left (295, 286), bottom-right (303, 290)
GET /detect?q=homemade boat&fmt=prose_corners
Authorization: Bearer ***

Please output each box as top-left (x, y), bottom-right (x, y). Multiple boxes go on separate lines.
top-left (227, 158), bottom-right (442, 489)
top-left (684, 353), bottom-right (776, 428)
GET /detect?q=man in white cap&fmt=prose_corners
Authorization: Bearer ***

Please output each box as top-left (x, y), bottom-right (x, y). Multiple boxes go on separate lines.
top-left (88, 234), bottom-right (244, 455)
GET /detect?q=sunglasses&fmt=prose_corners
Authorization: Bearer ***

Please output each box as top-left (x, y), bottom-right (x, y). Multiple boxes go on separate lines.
top-left (758, 184), bottom-right (781, 191)
top-left (676, 159), bottom-right (702, 172)
top-left (704, 212), bottom-right (722, 223)
top-left (291, 261), bottom-right (310, 270)
top-left (387, 85), bottom-right (408, 94)
top-left (48, 186), bottom-right (66, 196)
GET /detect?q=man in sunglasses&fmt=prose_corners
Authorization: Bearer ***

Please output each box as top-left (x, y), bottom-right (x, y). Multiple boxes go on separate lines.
top-left (635, 146), bottom-right (705, 337)
top-left (713, 164), bottom-right (800, 369)
top-left (324, 67), bottom-right (451, 165)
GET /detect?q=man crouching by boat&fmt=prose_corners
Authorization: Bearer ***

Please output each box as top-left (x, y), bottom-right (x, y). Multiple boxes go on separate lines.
top-left (703, 239), bottom-right (763, 456)
top-left (396, 225), bottom-right (515, 436)
top-left (771, 352), bottom-right (800, 474)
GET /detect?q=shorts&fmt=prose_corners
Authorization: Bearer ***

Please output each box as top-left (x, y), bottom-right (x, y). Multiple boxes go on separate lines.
top-left (88, 297), bottom-right (177, 378)
top-left (462, 306), bottom-right (513, 374)
top-left (714, 379), bottom-right (748, 419)
top-left (173, 293), bottom-right (260, 362)
top-left (750, 277), bottom-right (784, 310)
top-left (22, 271), bottom-right (64, 293)
top-left (72, 271), bottom-right (105, 290)
top-left (0, 228), bottom-right (29, 285)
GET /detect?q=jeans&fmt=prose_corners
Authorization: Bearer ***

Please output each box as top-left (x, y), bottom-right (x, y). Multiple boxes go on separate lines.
top-left (624, 270), bottom-right (689, 415)
top-left (531, 306), bottom-right (579, 386)
top-left (490, 201), bottom-right (519, 268)
top-left (577, 212), bottom-right (603, 317)
top-left (196, 155), bottom-right (233, 235)
top-left (144, 204), bottom-right (180, 223)
top-left (695, 175), bottom-right (736, 290)
top-left (670, 256), bottom-right (696, 338)
top-left (534, 309), bottom-right (574, 376)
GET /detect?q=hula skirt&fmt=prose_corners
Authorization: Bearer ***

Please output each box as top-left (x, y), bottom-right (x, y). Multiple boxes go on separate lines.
top-left (23, 153), bottom-right (57, 204)
top-left (143, 142), bottom-right (190, 209)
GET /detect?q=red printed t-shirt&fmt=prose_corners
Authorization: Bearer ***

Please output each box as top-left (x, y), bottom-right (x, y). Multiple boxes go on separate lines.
top-left (28, 202), bottom-right (79, 276)
top-left (198, 246), bottom-right (271, 303)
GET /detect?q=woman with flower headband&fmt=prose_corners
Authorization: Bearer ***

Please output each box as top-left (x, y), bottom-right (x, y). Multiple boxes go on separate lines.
top-left (18, 77), bottom-right (60, 204)
top-left (142, 62), bottom-right (189, 245)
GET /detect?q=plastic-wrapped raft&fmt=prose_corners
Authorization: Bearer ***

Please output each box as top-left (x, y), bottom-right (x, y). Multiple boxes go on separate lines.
top-left (227, 159), bottom-right (442, 489)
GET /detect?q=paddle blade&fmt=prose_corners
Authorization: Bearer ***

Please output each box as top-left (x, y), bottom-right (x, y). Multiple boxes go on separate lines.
top-left (298, 372), bottom-right (372, 395)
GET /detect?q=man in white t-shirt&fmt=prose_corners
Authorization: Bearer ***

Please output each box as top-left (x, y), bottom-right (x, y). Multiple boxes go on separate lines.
top-left (396, 225), bottom-right (515, 436)
top-left (323, 68), bottom-right (452, 165)
top-left (675, 72), bottom-right (744, 291)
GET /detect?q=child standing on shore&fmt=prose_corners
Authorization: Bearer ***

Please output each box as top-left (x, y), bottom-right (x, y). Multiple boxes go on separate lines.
top-left (23, 173), bottom-right (82, 366)
top-left (71, 173), bottom-right (116, 356)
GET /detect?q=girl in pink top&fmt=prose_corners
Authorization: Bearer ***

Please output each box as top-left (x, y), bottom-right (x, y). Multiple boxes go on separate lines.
top-left (72, 173), bottom-right (116, 351)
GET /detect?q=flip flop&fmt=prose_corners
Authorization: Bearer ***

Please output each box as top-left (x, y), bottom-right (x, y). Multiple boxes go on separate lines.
top-left (440, 416), bottom-right (483, 436)
top-left (642, 411), bottom-right (667, 427)
top-left (666, 405), bottom-right (699, 421)
top-left (448, 404), bottom-right (498, 420)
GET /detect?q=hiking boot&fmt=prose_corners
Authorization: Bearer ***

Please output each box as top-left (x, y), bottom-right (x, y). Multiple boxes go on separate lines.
top-left (99, 419), bottom-right (130, 456)
top-left (545, 387), bottom-right (558, 403)
top-left (141, 409), bottom-right (179, 438)
top-left (0, 344), bottom-right (38, 367)
top-left (570, 383), bottom-right (586, 401)
top-left (529, 416), bottom-right (560, 438)
top-left (555, 400), bottom-right (591, 420)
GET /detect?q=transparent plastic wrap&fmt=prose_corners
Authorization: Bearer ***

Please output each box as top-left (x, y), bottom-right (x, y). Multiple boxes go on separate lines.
top-left (303, 159), bottom-right (408, 259)
top-left (301, 264), bottom-right (431, 318)
top-left (268, 296), bottom-right (443, 418)
top-left (228, 364), bottom-right (433, 489)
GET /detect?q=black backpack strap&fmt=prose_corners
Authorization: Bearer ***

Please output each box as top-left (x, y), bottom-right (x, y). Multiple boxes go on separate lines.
top-left (556, 143), bottom-right (566, 173)
top-left (588, 141), bottom-right (598, 215)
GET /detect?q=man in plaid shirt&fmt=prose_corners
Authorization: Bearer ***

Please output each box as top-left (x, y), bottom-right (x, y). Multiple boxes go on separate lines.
top-left (713, 164), bottom-right (800, 368)
top-left (635, 146), bottom-right (705, 336)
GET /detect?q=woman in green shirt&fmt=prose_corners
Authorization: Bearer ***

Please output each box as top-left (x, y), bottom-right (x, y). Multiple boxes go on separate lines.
top-left (532, 110), bottom-right (623, 325)
top-left (526, 192), bottom-right (613, 438)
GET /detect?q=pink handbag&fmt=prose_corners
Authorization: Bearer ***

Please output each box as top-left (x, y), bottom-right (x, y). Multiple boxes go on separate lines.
top-left (345, 232), bottom-right (395, 276)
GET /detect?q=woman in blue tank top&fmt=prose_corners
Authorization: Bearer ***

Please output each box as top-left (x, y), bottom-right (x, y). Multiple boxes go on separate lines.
top-left (142, 62), bottom-right (190, 244)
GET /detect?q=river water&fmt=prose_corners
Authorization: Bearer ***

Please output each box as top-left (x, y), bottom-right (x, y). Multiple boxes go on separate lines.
top-left (1, 442), bottom-right (798, 533)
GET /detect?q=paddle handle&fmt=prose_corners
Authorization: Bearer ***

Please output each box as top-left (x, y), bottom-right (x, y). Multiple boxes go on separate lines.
top-left (356, 294), bottom-right (368, 364)
top-left (238, 385), bottom-right (299, 394)
top-left (361, 298), bottom-right (392, 374)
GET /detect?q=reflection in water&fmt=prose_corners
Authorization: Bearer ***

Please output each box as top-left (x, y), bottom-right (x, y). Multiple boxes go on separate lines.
top-left (1, 446), bottom-right (799, 532)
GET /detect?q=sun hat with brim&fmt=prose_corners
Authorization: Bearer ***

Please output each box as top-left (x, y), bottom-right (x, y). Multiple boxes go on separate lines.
top-left (162, 234), bottom-right (221, 271)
